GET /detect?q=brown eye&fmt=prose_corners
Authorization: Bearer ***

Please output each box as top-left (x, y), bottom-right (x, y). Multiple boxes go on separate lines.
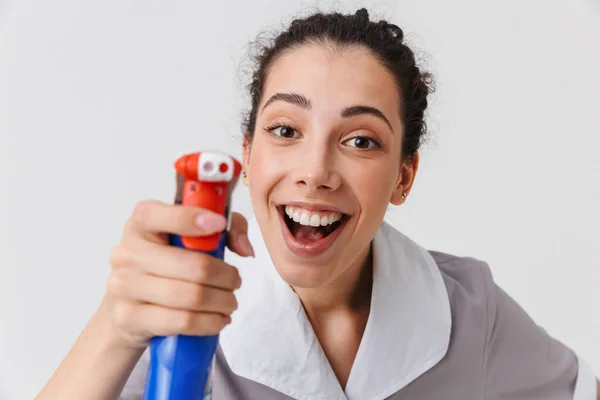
top-left (344, 136), bottom-right (380, 150)
top-left (353, 137), bottom-right (369, 149)
top-left (281, 127), bottom-right (295, 137)
top-left (271, 125), bottom-right (299, 139)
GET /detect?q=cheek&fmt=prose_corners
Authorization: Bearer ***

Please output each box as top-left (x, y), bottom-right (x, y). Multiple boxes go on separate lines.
top-left (248, 141), bottom-right (288, 197)
top-left (348, 160), bottom-right (398, 203)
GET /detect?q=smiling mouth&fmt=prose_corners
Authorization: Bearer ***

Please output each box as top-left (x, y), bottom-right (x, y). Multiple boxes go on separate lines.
top-left (277, 205), bottom-right (349, 244)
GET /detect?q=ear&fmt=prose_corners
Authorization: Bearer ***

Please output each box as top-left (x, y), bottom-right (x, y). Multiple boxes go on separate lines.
top-left (390, 152), bottom-right (419, 205)
top-left (242, 133), bottom-right (252, 187)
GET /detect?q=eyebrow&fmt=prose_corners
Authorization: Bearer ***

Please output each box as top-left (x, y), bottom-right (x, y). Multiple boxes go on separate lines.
top-left (262, 92), bottom-right (312, 111)
top-left (261, 92), bottom-right (394, 133)
top-left (341, 105), bottom-right (393, 133)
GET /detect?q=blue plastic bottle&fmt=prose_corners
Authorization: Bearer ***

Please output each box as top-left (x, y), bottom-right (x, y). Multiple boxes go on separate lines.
top-left (143, 151), bottom-right (241, 400)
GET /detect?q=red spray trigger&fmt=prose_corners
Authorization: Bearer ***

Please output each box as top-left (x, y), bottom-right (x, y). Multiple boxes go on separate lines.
top-left (174, 151), bottom-right (241, 251)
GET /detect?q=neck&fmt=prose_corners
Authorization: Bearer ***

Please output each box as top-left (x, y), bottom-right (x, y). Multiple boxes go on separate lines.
top-left (292, 242), bottom-right (373, 319)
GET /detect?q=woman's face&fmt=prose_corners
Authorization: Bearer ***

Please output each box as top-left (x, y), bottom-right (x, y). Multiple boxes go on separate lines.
top-left (243, 43), bottom-right (417, 288)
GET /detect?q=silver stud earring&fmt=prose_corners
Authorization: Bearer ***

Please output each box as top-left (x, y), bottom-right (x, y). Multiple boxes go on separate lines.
top-left (242, 171), bottom-right (247, 178)
top-left (401, 193), bottom-right (407, 199)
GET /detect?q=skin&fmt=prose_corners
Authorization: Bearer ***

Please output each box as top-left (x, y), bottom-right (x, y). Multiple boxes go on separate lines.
top-left (242, 42), bottom-right (418, 387)
top-left (35, 205), bottom-right (254, 400)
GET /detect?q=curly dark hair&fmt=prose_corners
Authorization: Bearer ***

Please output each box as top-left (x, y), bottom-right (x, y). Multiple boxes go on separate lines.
top-left (241, 8), bottom-right (434, 161)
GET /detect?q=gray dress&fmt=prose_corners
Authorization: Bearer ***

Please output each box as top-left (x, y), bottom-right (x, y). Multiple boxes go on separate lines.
top-left (121, 220), bottom-right (597, 400)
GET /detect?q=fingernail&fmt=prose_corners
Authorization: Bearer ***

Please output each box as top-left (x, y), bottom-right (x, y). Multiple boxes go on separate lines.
top-left (195, 213), bottom-right (227, 232)
top-left (236, 276), bottom-right (242, 289)
top-left (238, 233), bottom-right (255, 257)
top-left (223, 315), bottom-right (232, 325)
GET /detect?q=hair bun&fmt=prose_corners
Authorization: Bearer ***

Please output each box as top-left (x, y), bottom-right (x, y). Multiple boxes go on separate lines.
top-left (387, 24), bottom-right (404, 42)
top-left (355, 8), bottom-right (370, 24)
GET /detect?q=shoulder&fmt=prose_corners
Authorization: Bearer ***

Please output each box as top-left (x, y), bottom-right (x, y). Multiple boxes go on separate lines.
top-left (429, 250), bottom-right (491, 288)
top-left (425, 250), bottom-right (493, 367)
top-left (427, 249), bottom-right (494, 315)
top-left (425, 250), bottom-right (594, 400)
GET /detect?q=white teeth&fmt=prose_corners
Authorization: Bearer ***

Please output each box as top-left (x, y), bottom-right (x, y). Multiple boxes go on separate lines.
top-left (299, 212), bottom-right (310, 225)
top-left (283, 205), bottom-right (344, 227)
top-left (309, 214), bottom-right (321, 227)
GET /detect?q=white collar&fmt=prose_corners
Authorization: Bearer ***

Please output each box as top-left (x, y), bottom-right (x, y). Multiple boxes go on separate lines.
top-left (220, 218), bottom-right (452, 400)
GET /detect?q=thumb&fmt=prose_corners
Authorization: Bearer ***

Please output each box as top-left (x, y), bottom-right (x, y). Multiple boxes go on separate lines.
top-left (226, 212), bottom-right (255, 257)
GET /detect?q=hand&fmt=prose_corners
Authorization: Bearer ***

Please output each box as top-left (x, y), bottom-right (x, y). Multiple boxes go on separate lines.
top-left (104, 200), bottom-right (254, 348)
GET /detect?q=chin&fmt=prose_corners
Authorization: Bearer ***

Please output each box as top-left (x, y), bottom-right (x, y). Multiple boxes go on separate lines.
top-left (271, 257), bottom-right (342, 289)
top-left (263, 202), bottom-right (358, 288)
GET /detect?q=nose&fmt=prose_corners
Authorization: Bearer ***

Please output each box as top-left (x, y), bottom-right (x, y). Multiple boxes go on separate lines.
top-left (291, 145), bottom-right (342, 192)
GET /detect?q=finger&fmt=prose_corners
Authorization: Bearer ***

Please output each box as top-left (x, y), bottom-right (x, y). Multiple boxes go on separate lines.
top-left (226, 212), bottom-right (255, 257)
top-left (115, 301), bottom-right (231, 337)
top-left (120, 240), bottom-right (241, 290)
top-left (129, 200), bottom-right (227, 240)
top-left (108, 270), bottom-right (238, 315)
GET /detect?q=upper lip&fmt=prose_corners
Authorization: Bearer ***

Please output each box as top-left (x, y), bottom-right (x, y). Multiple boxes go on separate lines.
top-left (277, 201), bottom-right (351, 215)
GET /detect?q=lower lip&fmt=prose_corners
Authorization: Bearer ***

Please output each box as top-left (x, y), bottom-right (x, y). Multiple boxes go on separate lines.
top-left (277, 208), bottom-right (348, 258)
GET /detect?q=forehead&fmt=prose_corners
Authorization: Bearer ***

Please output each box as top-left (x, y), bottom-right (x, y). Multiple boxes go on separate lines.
top-left (261, 43), bottom-right (401, 119)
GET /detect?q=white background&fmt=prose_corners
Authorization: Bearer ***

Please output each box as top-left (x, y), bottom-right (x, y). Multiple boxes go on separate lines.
top-left (1, 0), bottom-right (598, 398)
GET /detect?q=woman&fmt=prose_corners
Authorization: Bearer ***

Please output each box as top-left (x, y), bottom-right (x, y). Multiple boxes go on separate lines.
top-left (37, 8), bottom-right (598, 400)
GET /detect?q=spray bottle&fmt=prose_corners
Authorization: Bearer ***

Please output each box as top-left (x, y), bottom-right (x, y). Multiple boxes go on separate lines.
top-left (143, 151), bottom-right (242, 400)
